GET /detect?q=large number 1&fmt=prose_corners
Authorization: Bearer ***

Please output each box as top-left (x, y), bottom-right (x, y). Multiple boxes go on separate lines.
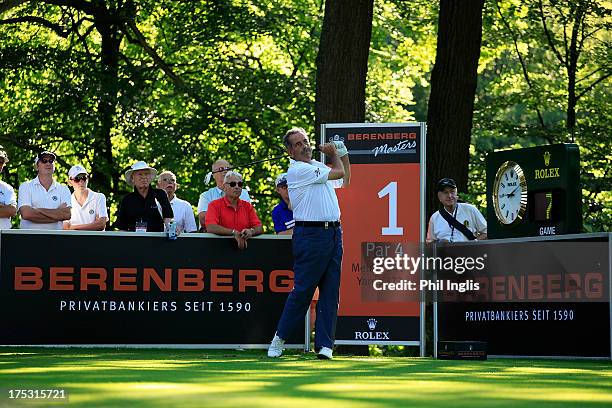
top-left (378, 181), bottom-right (404, 235)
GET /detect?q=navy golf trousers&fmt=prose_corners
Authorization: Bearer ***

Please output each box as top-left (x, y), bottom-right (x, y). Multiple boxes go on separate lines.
top-left (276, 224), bottom-right (343, 350)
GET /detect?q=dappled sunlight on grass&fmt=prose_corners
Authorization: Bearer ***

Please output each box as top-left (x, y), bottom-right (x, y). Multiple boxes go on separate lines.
top-left (68, 380), bottom-right (274, 394)
top-left (1, 366), bottom-right (114, 374)
top-left (300, 379), bottom-right (484, 398)
top-left (479, 386), bottom-right (612, 403)
top-left (503, 366), bottom-right (605, 375)
top-left (0, 349), bottom-right (610, 407)
top-left (0, 352), bottom-right (38, 356)
top-left (301, 378), bottom-right (612, 404)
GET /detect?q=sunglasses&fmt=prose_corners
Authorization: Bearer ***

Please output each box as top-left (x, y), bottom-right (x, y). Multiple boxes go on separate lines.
top-left (39, 158), bottom-right (55, 164)
top-left (73, 175), bottom-right (88, 183)
top-left (226, 181), bottom-right (243, 188)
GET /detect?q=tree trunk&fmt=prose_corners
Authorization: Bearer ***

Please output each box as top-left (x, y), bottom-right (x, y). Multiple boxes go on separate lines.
top-left (93, 21), bottom-right (122, 196)
top-left (314, 0), bottom-right (374, 141)
top-left (566, 2), bottom-right (585, 132)
top-left (315, 1), bottom-right (374, 355)
top-left (426, 0), bottom-right (485, 218)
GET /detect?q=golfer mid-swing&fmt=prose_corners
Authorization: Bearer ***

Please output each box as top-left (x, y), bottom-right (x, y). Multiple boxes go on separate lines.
top-left (268, 127), bottom-right (350, 360)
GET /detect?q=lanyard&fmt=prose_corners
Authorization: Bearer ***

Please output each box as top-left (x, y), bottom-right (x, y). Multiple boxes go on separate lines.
top-left (448, 204), bottom-right (458, 242)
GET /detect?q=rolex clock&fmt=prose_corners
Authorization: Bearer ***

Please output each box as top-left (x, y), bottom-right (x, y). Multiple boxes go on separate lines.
top-left (492, 161), bottom-right (527, 225)
top-left (486, 144), bottom-right (581, 238)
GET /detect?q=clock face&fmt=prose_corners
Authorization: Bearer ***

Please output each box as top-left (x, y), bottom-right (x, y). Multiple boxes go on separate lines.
top-left (493, 161), bottom-right (527, 225)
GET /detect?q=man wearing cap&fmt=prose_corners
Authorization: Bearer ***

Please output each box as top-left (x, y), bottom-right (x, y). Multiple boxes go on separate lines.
top-left (63, 165), bottom-right (108, 231)
top-left (268, 127), bottom-right (350, 360)
top-left (197, 159), bottom-right (251, 231)
top-left (426, 178), bottom-right (487, 243)
top-left (157, 170), bottom-right (197, 233)
top-left (205, 170), bottom-right (262, 249)
top-left (18, 151), bottom-right (71, 230)
top-left (0, 148), bottom-right (17, 229)
top-left (271, 173), bottom-right (294, 235)
top-left (116, 161), bottom-right (173, 232)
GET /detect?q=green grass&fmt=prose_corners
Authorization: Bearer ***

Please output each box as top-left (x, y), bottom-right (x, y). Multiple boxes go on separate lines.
top-left (0, 348), bottom-right (611, 407)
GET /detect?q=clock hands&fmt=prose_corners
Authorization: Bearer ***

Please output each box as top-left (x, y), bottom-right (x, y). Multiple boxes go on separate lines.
top-left (500, 186), bottom-right (520, 198)
top-left (507, 186), bottom-right (520, 197)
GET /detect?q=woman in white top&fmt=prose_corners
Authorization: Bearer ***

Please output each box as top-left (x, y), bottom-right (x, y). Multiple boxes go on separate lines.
top-left (63, 165), bottom-right (108, 231)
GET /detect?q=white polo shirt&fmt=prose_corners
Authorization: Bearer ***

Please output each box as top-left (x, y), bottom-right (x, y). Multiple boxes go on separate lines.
top-left (69, 189), bottom-right (108, 227)
top-left (0, 180), bottom-right (17, 229)
top-left (18, 177), bottom-right (72, 230)
top-left (426, 203), bottom-right (487, 243)
top-left (287, 159), bottom-right (340, 222)
top-left (197, 186), bottom-right (251, 213)
top-left (171, 196), bottom-right (197, 233)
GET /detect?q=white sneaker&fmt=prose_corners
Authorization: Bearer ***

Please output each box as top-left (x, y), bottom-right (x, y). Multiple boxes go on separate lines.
top-left (267, 334), bottom-right (285, 358)
top-left (317, 346), bottom-right (333, 360)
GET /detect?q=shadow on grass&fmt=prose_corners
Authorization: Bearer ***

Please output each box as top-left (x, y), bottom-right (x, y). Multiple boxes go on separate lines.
top-left (0, 348), bottom-right (611, 408)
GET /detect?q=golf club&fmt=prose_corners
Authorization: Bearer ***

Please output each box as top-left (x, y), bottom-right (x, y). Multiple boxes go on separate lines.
top-left (203, 141), bottom-right (347, 183)
top-left (204, 154), bottom-right (289, 184)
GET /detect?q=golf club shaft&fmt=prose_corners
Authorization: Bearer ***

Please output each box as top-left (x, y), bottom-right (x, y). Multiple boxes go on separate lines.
top-left (211, 154), bottom-right (289, 174)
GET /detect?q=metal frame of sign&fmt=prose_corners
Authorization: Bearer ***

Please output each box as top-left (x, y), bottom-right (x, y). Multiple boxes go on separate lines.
top-left (320, 122), bottom-right (426, 357)
top-left (433, 232), bottom-right (612, 360)
top-left (0, 230), bottom-right (308, 350)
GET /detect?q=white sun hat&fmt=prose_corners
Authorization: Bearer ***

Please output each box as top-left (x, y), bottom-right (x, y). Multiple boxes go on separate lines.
top-left (124, 161), bottom-right (157, 186)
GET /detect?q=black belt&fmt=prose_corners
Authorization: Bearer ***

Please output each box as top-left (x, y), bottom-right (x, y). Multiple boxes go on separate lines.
top-left (295, 221), bottom-right (340, 228)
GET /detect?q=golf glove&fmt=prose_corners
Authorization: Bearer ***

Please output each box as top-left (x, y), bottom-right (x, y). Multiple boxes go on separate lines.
top-left (332, 141), bottom-right (348, 157)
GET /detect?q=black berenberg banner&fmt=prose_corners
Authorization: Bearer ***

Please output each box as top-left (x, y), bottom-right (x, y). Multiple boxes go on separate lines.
top-left (0, 231), bottom-right (304, 347)
top-left (435, 234), bottom-right (611, 358)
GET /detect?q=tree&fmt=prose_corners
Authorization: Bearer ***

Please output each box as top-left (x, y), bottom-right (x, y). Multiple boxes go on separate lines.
top-left (0, 0), bottom-right (325, 229)
top-left (471, 0), bottom-right (611, 231)
top-left (425, 0), bottom-right (485, 217)
top-left (315, 0), bottom-right (374, 140)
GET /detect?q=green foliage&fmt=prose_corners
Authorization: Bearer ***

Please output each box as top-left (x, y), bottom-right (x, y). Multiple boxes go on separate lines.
top-left (0, 0), bottom-right (324, 230)
top-left (0, 0), bottom-right (609, 231)
top-left (369, 344), bottom-right (420, 357)
top-left (367, 0), bottom-right (437, 122)
top-left (470, 0), bottom-right (611, 231)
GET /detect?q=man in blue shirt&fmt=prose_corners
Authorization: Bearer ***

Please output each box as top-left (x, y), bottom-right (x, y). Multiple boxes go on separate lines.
top-left (271, 173), bottom-right (294, 235)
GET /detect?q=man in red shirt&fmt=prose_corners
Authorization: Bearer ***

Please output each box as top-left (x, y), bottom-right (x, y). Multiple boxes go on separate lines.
top-left (205, 170), bottom-right (262, 249)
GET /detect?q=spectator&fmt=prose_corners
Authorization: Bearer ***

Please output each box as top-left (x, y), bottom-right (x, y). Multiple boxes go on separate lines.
top-left (426, 178), bottom-right (487, 242)
top-left (18, 151), bottom-right (71, 230)
top-left (197, 159), bottom-right (251, 230)
top-left (116, 161), bottom-right (173, 232)
top-left (63, 164), bottom-right (108, 231)
top-left (157, 170), bottom-right (197, 233)
top-left (271, 173), bottom-right (294, 235)
top-left (0, 147), bottom-right (17, 229)
top-left (205, 170), bottom-right (262, 249)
